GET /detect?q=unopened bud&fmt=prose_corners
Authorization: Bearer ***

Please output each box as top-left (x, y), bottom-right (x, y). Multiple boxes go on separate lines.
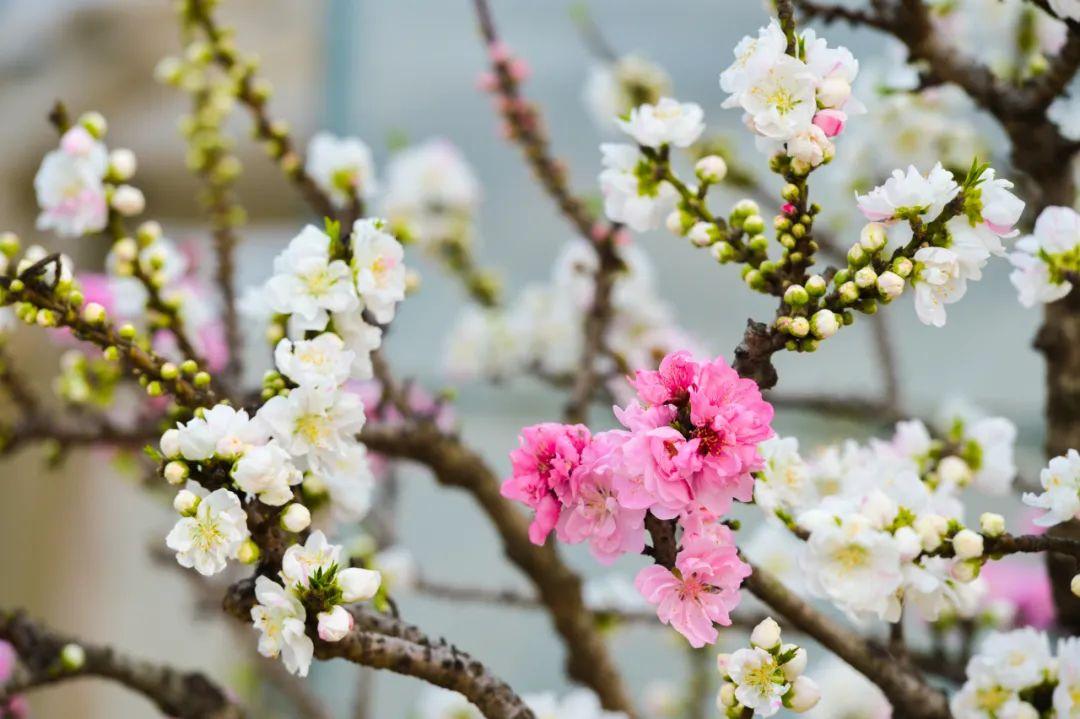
top-left (876, 271), bottom-right (905, 299)
top-left (979, 512), bottom-right (1005, 538)
top-left (952, 529), bottom-right (984, 560)
top-left (687, 222), bottom-right (718, 247)
top-left (784, 284), bottom-right (809, 307)
top-left (59, 643), bottom-right (86, 671)
top-left (750, 617), bottom-right (782, 649)
top-left (810, 309), bottom-right (839, 339)
top-left (854, 266), bottom-right (877, 289)
top-left (163, 460), bottom-right (189, 485)
top-left (108, 148), bottom-right (137, 180)
top-left (694, 155), bottom-right (727, 183)
top-left (173, 489), bottom-right (200, 515)
top-left (111, 185), bottom-right (145, 216)
top-left (237, 539), bottom-right (261, 565)
top-left (789, 316), bottom-right (810, 338)
top-left (281, 503), bottom-right (311, 532)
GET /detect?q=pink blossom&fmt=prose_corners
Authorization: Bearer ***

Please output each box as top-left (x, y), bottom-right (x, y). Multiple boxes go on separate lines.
top-left (813, 109), bottom-right (847, 137)
top-left (982, 562), bottom-right (1055, 629)
top-left (629, 350), bottom-right (698, 406)
top-left (77, 273), bottom-right (117, 314)
top-left (634, 537), bottom-right (751, 647)
top-left (502, 423), bottom-right (591, 544)
top-left (614, 403), bottom-right (698, 518)
top-left (557, 431), bottom-right (645, 563)
top-left (685, 359), bottom-right (772, 514)
top-left (3, 695), bottom-right (29, 718)
top-left (0, 640), bottom-right (15, 683)
top-left (476, 71), bottom-right (498, 92)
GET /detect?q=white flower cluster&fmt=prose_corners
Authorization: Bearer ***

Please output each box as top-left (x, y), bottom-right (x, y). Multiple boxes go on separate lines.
top-left (755, 410), bottom-right (1018, 622)
top-left (251, 531), bottom-right (381, 676)
top-left (34, 116), bottom-right (144, 238)
top-left (382, 138), bottom-right (482, 247)
top-left (1009, 205), bottom-right (1080, 308)
top-left (717, 617), bottom-right (820, 717)
top-left (952, 629), bottom-right (1080, 719)
top-left (1023, 448), bottom-right (1080, 528)
top-left (599, 98), bottom-right (704, 231)
top-left (445, 239), bottom-right (699, 394)
top-left (720, 20), bottom-right (862, 172)
top-left (306, 132), bottom-right (379, 208)
top-left (853, 162), bottom-right (1024, 326)
top-left (583, 54), bottom-right (672, 133)
top-left (417, 687), bottom-right (624, 719)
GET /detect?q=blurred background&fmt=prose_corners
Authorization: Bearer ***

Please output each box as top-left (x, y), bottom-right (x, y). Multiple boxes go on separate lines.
top-left (0, 0), bottom-right (1057, 717)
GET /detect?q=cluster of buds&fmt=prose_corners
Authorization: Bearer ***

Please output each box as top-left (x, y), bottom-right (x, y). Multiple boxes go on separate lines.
top-left (832, 222), bottom-right (912, 313)
top-left (477, 41), bottom-right (538, 143)
top-left (717, 618), bottom-right (820, 717)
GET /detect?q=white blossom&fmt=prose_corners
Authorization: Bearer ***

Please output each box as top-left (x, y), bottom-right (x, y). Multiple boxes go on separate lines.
top-left (174, 405), bottom-right (265, 462)
top-left (306, 132), bottom-right (378, 206)
top-left (274, 333), bottom-right (354, 390)
top-left (856, 163), bottom-right (960, 223)
top-left (726, 647), bottom-right (788, 717)
top-left (912, 246), bottom-right (967, 327)
top-left (736, 54), bottom-right (818, 140)
top-left (257, 384), bottom-right (365, 472)
top-left (598, 143), bottom-right (677, 232)
top-left (966, 628), bottom-right (1053, 691)
top-left (753, 436), bottom-right (810, 514)
top-left (1023, 448), bottom-right (1080, 527)
top-left (330, 309), bottom-right (383, 380)
top-left (232, 441), bottom-right (302, 506)
top-left (616, 97), bottom-right (704, 148)
top-left (1049, 0), bottom-right (1080, 20)
top-left (251, 576), bottom-right (313, 677)
top-left (34, 126), bottom-right (109, 238)
top-left (350, 218), bottom-right (406, 324)
top-left (1054, 636), bottom-right (1080, 717)
top-left (265, 225), bottom-right (359, 333)
top-left (320, 442), bottom-right (376, 522)
top-left (165, 484), bottom-right (250, 576)
top-left (1009, 205), bottom-right (1080, 307)
top-left (382, 138), bottom-right (481, 243)
top-left (280, 529), bottom-right (344, 588)
top-left (583, 54), bottom-right (671, 132)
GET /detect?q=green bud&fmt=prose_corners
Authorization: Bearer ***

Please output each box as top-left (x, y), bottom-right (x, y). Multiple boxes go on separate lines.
top-left (742, 215), bottom-right (766, 236)
top-left (774, 215), bottom-right (792, 232)
top-left (805, 275), bottom-right (827, 296)
top-left (194, 371), bottom-right (212, 388)
top-left (104, 346), bottom-right (120, 361)
top-left (0, 232), bottom-right (20, 257)
top-left (180, 359), bottom-right (199, 375)
top-left (791, 223), bottom-right (806, 239)
top-left (758, 260), bottom-right (778, 276)
top-left (859, 299), bottom-right (879, 315)
top-left (748, 234), bottom-right (769, 253)
top-left (237, 539), bottom-right (261, 565)
top-left (146, 381), bottom-right (163, 397)
top-left (59, 643), bottom-right (86, 672)
top-left (892, 257), bottom-right (914, 278)
top-left (732, 199), bottom-right (760, 219)
top-left (79, 111), bottom-right (108, 139)
top-left (118, 324), bottom-right (137, 340)
top-left (784, 284), bottom-right (809, 306)
top-left (779, 233), bottom-right (796, 249)
top-left (744, 270), bottom-right (766, 291)
top-left (847, 244), bottom-right (868, 267)
top-left (781, 183), bottom-right (800, 202)
top-left (161, 362), bottom-right (179, 380)
top-left (854, 266), bottom-right (878, 289)
top-left (839, 281), bottom-right (859, 304)
top-left (710, 242), bottom-right (735, 263)
top-left (789, 317), bottom-right (810, 338)
top-left (8, 279), bottom-right (24, 293)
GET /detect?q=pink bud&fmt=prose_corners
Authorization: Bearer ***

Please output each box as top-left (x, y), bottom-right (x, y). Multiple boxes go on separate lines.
top-left (508, 58), bottom-right (531, 82)
top-left (590, 222), bottom-right (607, 241)
top-left (60, 126), bottom-right (96, 156)
top-left (613, 228), bottom-right (632, 246)
top-left (781, 203), bottom-right (797, 215)
top-left (813, 110), bottom-right (846, 138)
top-left (476, 71), bottom-right (498, 92)
top-left (488, 41), bottom-right (511, 63)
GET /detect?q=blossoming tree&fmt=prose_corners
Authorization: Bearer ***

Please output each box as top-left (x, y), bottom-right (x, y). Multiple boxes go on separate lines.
top-left (2, 0), bottom-right (1080, 717)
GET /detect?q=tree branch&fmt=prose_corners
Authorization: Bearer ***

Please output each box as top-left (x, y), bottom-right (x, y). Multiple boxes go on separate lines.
top-left (359, 420), bottom-right (636, 715)
top-left (0, 610), bottom-right (244, 719)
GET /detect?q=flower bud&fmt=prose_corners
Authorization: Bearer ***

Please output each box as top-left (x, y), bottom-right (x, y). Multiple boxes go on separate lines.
top-left (695, 155), bottom-right (728, 183)
top-left (810, 309), bottom-right (839, 339)
top-left (317, 605), bottom-right (355, 642)
top-left (281, 503), bottom-right (311, 532)
top-left (859, 223), bottom-right (886, 253)
top-left (789, 316), bottom-right (810, 338)
top-left (817, 76), bottom-right (852, 108)
top-left (892, 257), bottom-right (914, 278)
top-left (805, 275), bottom-right (826, 297)
top-left (847, 243), bottom-right (867, 266)
top-left (163, 460), bottom-right (189, 485)
top-left (937, 456), bottom-right (972, 486)
top-left (111, 185), bottom-right (145, 216)
top-left (112, 237), bottom-right (138, 263)
top-left (160, 428), bottom-right (181, 458)
top-left (750, 617), bottom-right (782, 650)
top-left (876, 271), bottom-right (905, 299)
top-left (732, 199), bottom-right (759, 219)
top-left (952, 529), bottom-right (984, 560)
top-left (665, 211), bottom-right (686, 236)
top-left (82, 302), bottom-right (107, 324)
top-left (173, 489), bottom-right (200, 515)
top-left (742, 215), bottom-right (766, 236)
top-left (980, 512), bottom-right (1006, 538)
top-left (1072, 574), bottom-right (1080, 598)
top-left (784, 284), bottom-right (809, 307)
top-left (237, 539), bottom-right (261, 565)
top-left (687, 222), bottom-right (718, 247)
top-left (782, 646), bottom-right (807, 680)
top-left (854, 266), bottom-right (877, 289)
top-left (951, 559), bottom-right (981, 583)
top-left (787, 676), bottom-right (821, 713)
top-left (717, 682), bottom-right (737, 709)
top-left (79, 111), bottom-right (107, 139)
top-left (711, 241), bottom-right (735, 263)
top-left (894, 526), bottom-right (922, 561)
top-left (716, 652), bottom-right (732, 675)
top-left (838, 281), bottom-right (859, 304)
top-left (108, 148), bottom-right (137, 180)
top-left (914, 514), bottom-right (947, 552)
top-left (59, 643), bottom-right (86, 671)
top-left (338, 567), bottom-right (382, 603)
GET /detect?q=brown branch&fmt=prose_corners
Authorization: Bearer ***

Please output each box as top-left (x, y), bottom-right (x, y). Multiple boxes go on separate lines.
top-left (2, 266), bottom-right (216, 409)
top-left (742, 564), bottom-right (951, 719)
top-left (471, 0), bottom-right (624, 424)
top-left (221, 579), bottom-right (534, 719)
top-left (359, 420), bottom-right (636, 715)
top-left (0, 610), bottom-right (244, 719)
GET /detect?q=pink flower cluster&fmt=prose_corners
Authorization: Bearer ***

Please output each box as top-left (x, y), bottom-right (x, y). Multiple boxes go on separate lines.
top-left (501, 351), bottom-right (773, 646)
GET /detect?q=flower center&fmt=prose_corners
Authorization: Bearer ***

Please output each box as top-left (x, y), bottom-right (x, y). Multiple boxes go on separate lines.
top-left (832, 543), bottom-right (869, 571)
top-left (295, 413), bottom-right (329, 446)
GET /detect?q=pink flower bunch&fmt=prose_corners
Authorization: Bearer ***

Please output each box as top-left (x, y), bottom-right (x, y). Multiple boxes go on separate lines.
top-left (501, 351), bottom-right (773, 646)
